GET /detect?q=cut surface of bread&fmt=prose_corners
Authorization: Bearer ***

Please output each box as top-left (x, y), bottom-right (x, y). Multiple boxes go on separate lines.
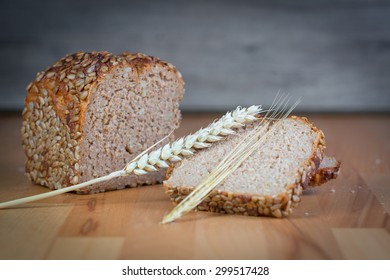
top-left (21, 51), bottom-right (184, 193)
top-left (309, 156), bottom-right (341, 187)
top-left (164, 116), bottom-right (325, 218)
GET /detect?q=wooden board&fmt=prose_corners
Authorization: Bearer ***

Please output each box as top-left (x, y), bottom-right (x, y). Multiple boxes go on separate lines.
top-left (1, 1), bottom-right (390, 112)
top-left (0, 113), bottom-right (389, 259)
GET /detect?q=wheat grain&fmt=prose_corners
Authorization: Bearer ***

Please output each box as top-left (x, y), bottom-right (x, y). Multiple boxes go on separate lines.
top-left (0, 105), bottom-right (264, 209)
top-left (123, 105), bottom-right (263, 175)
top-left (161, 95), bottom-right (301, 224)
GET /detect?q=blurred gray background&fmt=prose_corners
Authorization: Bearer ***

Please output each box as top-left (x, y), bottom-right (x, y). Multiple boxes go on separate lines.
top-left (1, 0), bottom-right (390, 112)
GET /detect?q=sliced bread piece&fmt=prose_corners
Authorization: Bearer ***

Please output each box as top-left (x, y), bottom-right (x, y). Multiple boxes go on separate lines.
top-left (309, 156), bottom-right (341, 187)
top-left (22, 51), bottom-right (184, 193)
top-left (164, 116), bottom-right (325, 218)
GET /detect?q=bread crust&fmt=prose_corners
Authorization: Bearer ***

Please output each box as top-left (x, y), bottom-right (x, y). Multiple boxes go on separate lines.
top-left (163, 116), bottom-right (326, 218)
top-left (21, 51), bottom-right (184, 190)
top-left (309, 158), bottom-right (341, 187)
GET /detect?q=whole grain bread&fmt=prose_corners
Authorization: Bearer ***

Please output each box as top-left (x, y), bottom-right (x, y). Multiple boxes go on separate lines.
top-left (309, 156), bottom-right (341, 187)
top-left (164, 116), bottom-right (326, 218)
top-left (21, 51), bottom-right (184, 193)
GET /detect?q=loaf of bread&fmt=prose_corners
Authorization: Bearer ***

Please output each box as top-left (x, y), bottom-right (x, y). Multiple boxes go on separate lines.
top-left (21, 51), bottom-right (184, 193)
top-left (164, 116), bottom-right (327, 218)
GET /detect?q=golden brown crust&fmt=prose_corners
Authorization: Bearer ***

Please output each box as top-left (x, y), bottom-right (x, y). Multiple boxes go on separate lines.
top-left (163, 116), bottom-right (326, 218)
top-left (25, 52), bottom-right (183, 132)
top-left (22, 51), bottom-right (184, 190)
top-left (309, 158), bottom-right (341, 187)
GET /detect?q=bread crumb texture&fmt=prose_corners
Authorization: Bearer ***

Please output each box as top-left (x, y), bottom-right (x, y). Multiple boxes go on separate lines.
top-left (164, 117), bottom-right (325, 218)
top-left (21, 51), bottom-right (184, 193)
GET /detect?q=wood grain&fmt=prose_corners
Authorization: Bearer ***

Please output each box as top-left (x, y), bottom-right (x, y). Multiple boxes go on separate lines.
top-left (1, 1), bottom-right (390, 112)
top-left (0, 113), bottom-right (389, 260)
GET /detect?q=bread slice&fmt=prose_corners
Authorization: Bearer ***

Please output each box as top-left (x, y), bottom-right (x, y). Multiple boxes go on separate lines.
top-left (310, 156), bottom-right (341, 187)
top-left (164, 116), bottom-right (325, 218)
top-left (21, 51), bottom-right (184, 193)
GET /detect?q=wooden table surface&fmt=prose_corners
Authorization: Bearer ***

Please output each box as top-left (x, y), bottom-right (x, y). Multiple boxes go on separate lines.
top-left (0, 113), bottom-right (389, 260)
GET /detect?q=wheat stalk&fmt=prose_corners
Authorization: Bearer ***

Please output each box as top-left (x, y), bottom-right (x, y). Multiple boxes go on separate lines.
top-left (0, 105), bottom-right (263, 209)
top-left (123, 105), bottom-right (263, 175)
top-left (161, 95), bottom-right (301, 224)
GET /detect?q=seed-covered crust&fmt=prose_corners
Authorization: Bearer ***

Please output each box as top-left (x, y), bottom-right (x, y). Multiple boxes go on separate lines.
top-left (21, 51), bottom-right (184, 190)
top-left (163, 116), bottom-right (326, 218)
top-left (309, 158), bottom-right (341, 187)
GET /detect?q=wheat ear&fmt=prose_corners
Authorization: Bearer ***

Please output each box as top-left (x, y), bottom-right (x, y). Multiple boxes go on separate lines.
top-left (0, 105), bottom-right (263, 209)
top-left (161, 95), bottom-right (301, 224)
